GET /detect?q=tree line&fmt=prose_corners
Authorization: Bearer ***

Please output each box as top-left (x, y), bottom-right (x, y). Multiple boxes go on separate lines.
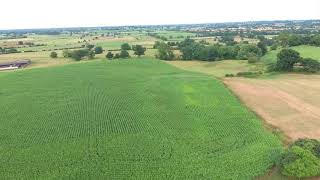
top-left (277, 33), bottom-right (320, 47)
top-left (155, 38), bottom-right (266, 62)
top-left (51, 43), bottom-right (146, 61)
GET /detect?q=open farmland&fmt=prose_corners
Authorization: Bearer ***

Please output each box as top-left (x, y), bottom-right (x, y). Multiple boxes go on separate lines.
top-left (0, 51), bottom-right (74, 68)
top-left (0, 58), bottom-right (282, 179)
top-left (224, 74), bottom-right (320, 141)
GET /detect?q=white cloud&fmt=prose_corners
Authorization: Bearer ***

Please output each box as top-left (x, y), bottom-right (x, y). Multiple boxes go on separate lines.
top-left (0, 0), bottom-right (320, 29)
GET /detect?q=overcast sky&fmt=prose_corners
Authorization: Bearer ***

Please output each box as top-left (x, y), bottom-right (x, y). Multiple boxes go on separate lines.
top-left (1, 0), bottom-right (320, 30)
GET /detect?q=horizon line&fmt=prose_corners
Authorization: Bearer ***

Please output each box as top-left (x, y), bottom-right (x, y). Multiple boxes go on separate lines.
top-left (1, 19), bottom-right (319, 31)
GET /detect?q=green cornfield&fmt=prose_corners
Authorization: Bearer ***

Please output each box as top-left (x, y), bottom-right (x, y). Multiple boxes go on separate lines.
top-left (0, 58), bottom-right (282, 179)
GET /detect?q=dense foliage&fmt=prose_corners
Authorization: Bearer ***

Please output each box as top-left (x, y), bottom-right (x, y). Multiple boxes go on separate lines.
top-left (121, 43), bottom-right (131, 50)
top-left (0, 59), bottom-right (282, 179)
top-left (50, 51), bottom-right (58, 58)
top-left (273, 49), bottom-right (320, 72)
top-left (155, 41), bottom-right (174, 60)
top-left (0, 47), bottom-right (20, 54)
top-left (119, 50), bottom-right (130, 58)
top-left (132, 45), bottom-right (146, 57)
top-left (300, 58), bottom-right (320, 73)
top-left (63, 49), bottom-right (95, 61)
top-left (177, 38), bottom-right (264, 61)
top-left (106, 51), bottom-right (114, 59)
top-left (280, 139), bottom-right (320, 178)
top-left (277, 33), bottom-right (320, 47)
top-left (276, 49), bottom-right (301, 71)
top-left (94, 46), bottom-right (103, 54)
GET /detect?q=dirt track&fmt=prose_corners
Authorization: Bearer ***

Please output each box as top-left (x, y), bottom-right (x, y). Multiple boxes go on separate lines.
top-left (224, 74), bottom-right (320, 141)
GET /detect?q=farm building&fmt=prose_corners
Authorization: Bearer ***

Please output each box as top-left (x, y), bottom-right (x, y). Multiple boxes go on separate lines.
top-left (0, 60), bottom-right (31, 71)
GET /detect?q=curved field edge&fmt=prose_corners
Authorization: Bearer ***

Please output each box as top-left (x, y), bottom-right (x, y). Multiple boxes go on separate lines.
top-left (0, 58), bottom-right (282, 179)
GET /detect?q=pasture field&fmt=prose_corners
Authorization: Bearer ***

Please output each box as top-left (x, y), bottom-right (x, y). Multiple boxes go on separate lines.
top-left (0, 34), bottom-right (85, 52)
top-left (261, 45), bottom-right (320, 64)
top-left (0, 58), bottom-right (282, 179)
top-left (154, 31), bottom-right (196, 41)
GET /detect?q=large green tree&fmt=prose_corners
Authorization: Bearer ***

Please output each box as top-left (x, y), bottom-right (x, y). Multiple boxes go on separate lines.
top-left (132, 45), bottom-right (146, 57)
top-left (155, 42), bottom-right (174, 60)
top-left (119, 50), bottom-right (130, 58)
top-left (121, 43), bottom-right (131, 51)
top-left (276, 49), bottom-right (301, 71)
top-left (94, 46), bottom-right (103, 54)
top-left (106, 52), bottom-right (114, 59)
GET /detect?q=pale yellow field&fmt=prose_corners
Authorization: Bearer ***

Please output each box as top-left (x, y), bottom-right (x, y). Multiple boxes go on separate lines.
top-left (166, 60), bottom-right (261, 78)
top-left (0, 51), bottom-right (74, 69)
top-left (225, 74), bottom-right (320, 141)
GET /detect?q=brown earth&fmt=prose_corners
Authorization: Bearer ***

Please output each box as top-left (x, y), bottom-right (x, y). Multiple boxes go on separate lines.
top-left (224, 74), bottom-right (320, 141)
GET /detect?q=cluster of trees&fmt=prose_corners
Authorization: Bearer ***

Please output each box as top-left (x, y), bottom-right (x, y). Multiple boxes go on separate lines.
top-left (50, 44), bottom-right (104, 60)
top-left (279, 139), bottom-right (320, 178)
top-left (220, 36), bottom-right (237, 46)
top-left (273, 49), bottom-right (320, 73)
top-left (62, 48), bottom-right (95, 61)
top-left (0, 47), bottom-right (19, 54)
top-left (178, 38), bottom-right (265, 61)
top-left (277, 33), bottom-right (320, 47)
top-left (105, 43), bottom-right (146, 60)
top-left (154, 38), bottom-right (267, 62)
top-left (106, 50), bottom-right (129, 59)
top-left (154, 41), bottom-right (175, 60)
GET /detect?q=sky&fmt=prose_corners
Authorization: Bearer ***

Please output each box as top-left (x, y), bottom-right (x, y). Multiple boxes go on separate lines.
top-left (1, 0), bottom-right (320, 30)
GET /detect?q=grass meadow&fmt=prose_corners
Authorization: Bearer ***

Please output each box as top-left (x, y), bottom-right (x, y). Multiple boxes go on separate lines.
top-left (262, 45), bottom-right (320, 64)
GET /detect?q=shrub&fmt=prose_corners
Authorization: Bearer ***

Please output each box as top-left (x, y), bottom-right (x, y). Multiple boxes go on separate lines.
top-left (257, 41), bottom-right (268, 55)
top-left (292, 139), bottom-right (320, 158)
top-left (5, 48), bottom-right (19, 54)
top-left (94, 46), bottom-right (103, 54)
top-left (121, 43), bottom-right (131, 51)
top-left (237, 44), bottom-right (262, 60)
top-left (50, 51), bottom-right (58, 58)
top-left (236, 71), bottom-right (262, 78)
top-left (87, 50), bottom-right (95, 59)
top-left (119, 50), bottom-right (130, 58)
top-left (270, 44), bottom-right (278, 51)
top-left (86, 44), bottom-right (94, 49)
top-left (132, 45), bottom-right (146, 57)
top-left (106, 52), bottom-right (114, 59)
top-left (225, 74), bottom-right (235, 77)
top-left (113, 53), bottom-right (120, 59)
top-left (300, 58), bottom-right (320, 73)
top-left (280, 146), bottom-right (320, 178)
top-left (69, 49), bottom-right (94, 61)
top-left (63, 50), bottom-right (71, 58)
top-left (155, 42), bottom-right (174, 60)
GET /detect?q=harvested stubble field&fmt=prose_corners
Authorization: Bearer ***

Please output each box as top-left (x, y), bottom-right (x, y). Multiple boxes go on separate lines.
top-left (0, 58), bottom-right (281, 179)
top-left (224, 74), bottom-right (320, 141)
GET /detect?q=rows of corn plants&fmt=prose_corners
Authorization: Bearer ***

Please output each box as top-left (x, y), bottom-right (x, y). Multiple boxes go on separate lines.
top-left (0, 59), bottom-right (282, 179)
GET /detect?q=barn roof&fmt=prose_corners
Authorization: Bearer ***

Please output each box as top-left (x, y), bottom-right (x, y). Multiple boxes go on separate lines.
top-left (0, 59), bottom-right (31, 66)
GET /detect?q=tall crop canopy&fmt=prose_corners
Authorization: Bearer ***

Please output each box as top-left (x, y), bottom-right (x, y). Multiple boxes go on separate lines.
top-left (0, 59), bottom-right (282, 179)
